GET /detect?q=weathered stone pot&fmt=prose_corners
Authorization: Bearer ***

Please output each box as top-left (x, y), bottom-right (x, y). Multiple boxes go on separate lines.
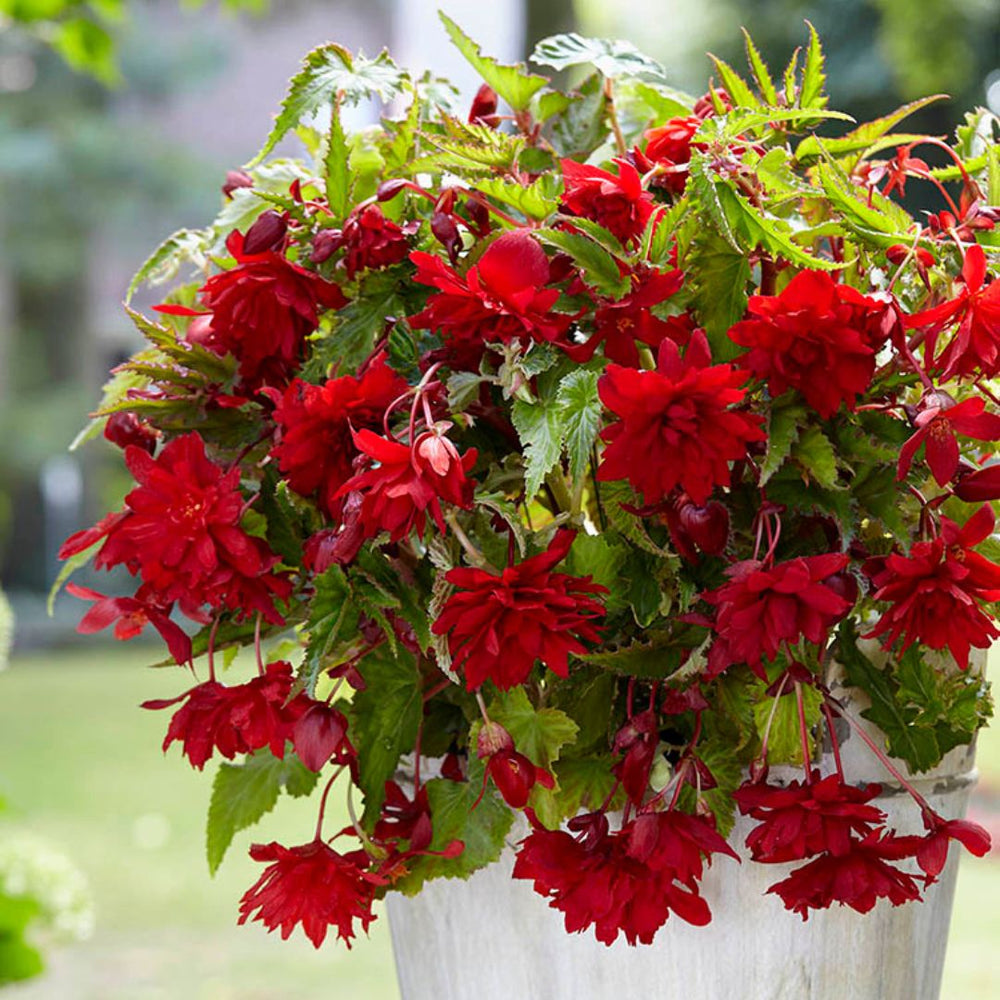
top-left (387, 650), bottom-right (982, 1000)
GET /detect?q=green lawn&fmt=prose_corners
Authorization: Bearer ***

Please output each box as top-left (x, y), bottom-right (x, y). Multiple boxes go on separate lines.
top-left (0, 644), bottom-right (997, 998)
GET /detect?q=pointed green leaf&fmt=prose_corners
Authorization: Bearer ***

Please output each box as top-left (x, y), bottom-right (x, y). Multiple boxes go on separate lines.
top-left (536, 228), bottom-right (630, 298)
top-left (302, 565), bottom-right (358, 696)
top-left (686, 231), bottom-right (751, 360)
top-left (324, 103), bottom-right (351, 219)
top-left (511, 395), bottom-right (564, 500)
top-left (708, 54), bottom-right (759, 110)
top-left (440, 13), bottom-right (548, 112)
top-left (250, 44), bottom-right (407, 165)
top-left (792, 425), bottom-right (840, 490)
top-left (552, 756), bottom-right (621, 818)
top-left (742, 29), bottom-right (778, 105)
top-left (473, 175), bottom-right (561, 222)
top-left (761, 401), bottom-right (806, 485)
top-left (126, 228), bottom-right (209, 303)
top-left (489, 687), bottom-right (579, 769)
top-left (557, 370), bottom-right (603, 479)
top-left (799, 21), bottom-right (827, 109)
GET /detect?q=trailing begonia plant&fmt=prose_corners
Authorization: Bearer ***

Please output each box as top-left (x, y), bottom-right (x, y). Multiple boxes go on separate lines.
top-left (57, 16), bottom-right (999, 949)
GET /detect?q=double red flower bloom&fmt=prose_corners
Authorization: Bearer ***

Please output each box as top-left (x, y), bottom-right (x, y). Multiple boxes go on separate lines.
top-left (559, 159), bottom-right (655, 245)
top-left (702, 553), bottom-right (852, 675)
top-left (598, 330), bottom-right (765, 505)
top-left (514, 809), bottom-right (737, 945)
top-left (59, 433), bottom-right (291, 625)
top-left (865, 506), bottom-right (1000, 668)
top-left (727, 270), bottom-right (894, 418)
top-left (408, 231), bottom-right (569, 369)
top-left (270, 353), bottom-right (408, 519)
top-left (432, 530), bottom-right (606, 690)
top-left (195, 229), bottom-right (347, 388)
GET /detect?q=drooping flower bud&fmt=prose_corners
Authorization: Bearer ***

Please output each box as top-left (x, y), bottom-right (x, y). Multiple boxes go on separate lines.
top-left (242, 210), bottom-right (288, 255)
top-left (103, 411), bottom-right (158, 454)
top-left (222, 169), bottom-right (253, 199)
top-left (678, 500), bottom-right (729, 555)
top-left (292, 703), bottom-right (352, 772)
top-left (468, 83), bottom-right (499, 127)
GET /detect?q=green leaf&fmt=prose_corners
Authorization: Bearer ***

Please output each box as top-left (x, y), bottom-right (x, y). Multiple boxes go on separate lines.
top-left (685, 231), bottom-right (751, 361)
top-left (761, 401), bottom-right (806, 485)
top-left (324, 103), bottom-right (351, 219)
top-left (206, 751), bottom-right (319, 874)
top-left (552, 756), bottom-right (621, 817)
top-left (489, 687), bottom-right (579, 769)
top-left (798, 21), bottom-right (827, 110)
top-left (792, 425), bottom-right (840, 490)
top-left (707, 55), bottom-right (759, 111)
top-left (548, 73), bottom-right (609, 159)
top-left (126, 228), bottom-right (209, 303)
top-left (716, 183), bottom-right (843, 270)
top-left (531, 33), bottom-right (664, 80)
top-left (742, 29), bottom-right (778, 105)
top-left (351, 648), bottom-right (422, 825)
top-left (536, 228), bottom-right (629, 299)
top-left (565, 533), bottom-right (627, 601)
top-left (816, 162), bottom-right (914, 246)
top-left (440, 13), bottom-right (548, 112)
top-left (511, 396), bottom-right (564, 500)
top-left (394, 756), bottom-right (514, 894)
top-left (0, 930), bottom-right (44, 985)
top-left (251, 44), bottom-right (407, 164)
top-left (51, 15), bottom-right (118, 85)
top-left (676, 738), bottom-right (742, 837)
top-left (753, 683), bottom-right (823, 765)
top-left (556, 370), bottom-right (602, 479)
top-left (624, 81), bottom-right (695, 122)
top-left (473, 175), bottom-right (561, 222)
top-left (577, 629), bottom-right (703, 679)
top-left (795, 95), bottom-right (947, 164)
top-left (302, 566), bottom-right (358, 696)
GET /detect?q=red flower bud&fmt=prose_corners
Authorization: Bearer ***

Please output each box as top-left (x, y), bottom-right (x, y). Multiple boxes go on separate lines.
top-left (242, 210), bottom-right (288, 255)
top-left (292, 703), bottom-right (351, 772)
top-left (677, 500), bottom-right (729, 554)
top-left (103, 411), bottom-right (158, 454)
top-left (955, 464), bottom-right (1000, 502)
top-left (821, 570), bottom-right (859, 611)
top-left (431, 211), bottom-right (462, 263)
top-left (476, 720), bottom-right (514, 759)
top-left (310, 228), bottom-right (344, 264)
top-left (222, 169), bottom-right (253, 199)
top-left (377, 178), bottom-right (411, 202)
top-left (468, 84), bottom-right (499, 127)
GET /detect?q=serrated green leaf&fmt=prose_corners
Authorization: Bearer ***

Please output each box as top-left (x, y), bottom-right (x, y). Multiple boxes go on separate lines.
top-left (126, 228), bottom-right (209, 303)
top-left (685, 231), bottom-right (751, 361)
top-left (489, 687), bottom-right (580, 769)
top-left (577, 629), bottom-right (704, 679)
top-left (742, 29), bottom-right (778, 105)
top-left (753, 684), bottom-right (822, 765)
top-left (251, 44), bottom-right (407, 165)
top-left (794, 95), bottom-right (947, 164)
top-left (799, 21), bottom-right (827, 110)
top-left (708, 54), bottom-right (759, 111)
top-left (556, 370), bottom-right (602, 479)
top-left (676, 738), bottom-right (742, 837)
top-left (473, 175), bottom-right (561, 221)
top-left (565, 533), bottom-right (627, 601)
top-left (512, 395), bottom-right (564, 501)
top-left (352, 648), bottom-right (422, 825)
top-left (552, 756), bottom-right (622, 818)
top-left (792, 425), bottom-right (840, 489)
top-left (548, 73), bottom-right (609, 159)
top-left (206, 751), bottom-right (318, 874)
top-left (394, 755), bottom-right (514, 894)
top-left (761, 401), bottom-right (806, 485)
top-left (531, 32), bottom-right (664, 80)
top-left (302, 566), bottom-right (358, 696)
top-left (536, 228), bottom-right (630, 299)
top-left (325, 103), bottom-right (351, 219)
top-left (716, 183), bottom-right (843, 270)
top-left (440, 13), bottom-right (548, 112)
top-left (816, 162), bottom-right (915, 246)
top-left (624, 80), bottom-right (694, 122)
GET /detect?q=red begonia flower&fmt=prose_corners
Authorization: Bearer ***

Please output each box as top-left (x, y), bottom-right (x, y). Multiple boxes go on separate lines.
top-left (336, 427), bottom-right (477, 542)
top-left (915, 811), bottom-right (992, 878)
top-left (311, 205), bottom-right (411, 279)
top-left (733, 773), bottom-right (886, 863)
top-left (238, 838), bottom-right (383, 948)
top-left (564, 268), bottom-right (686, 366)
top-left (559, 158), bottom-right (655, 244)
top-left (611, 709), bottom-right (661, 806)
top-left (408, 231), bottom-right (570, 370)
top-left (727, 270), bottom-right (894, 418)
top-left (270, 353), bottom-right (408, 519)
top-left (896, 394), bottom-right (1000, 485)
top-left (374, 781), bottom-right (434, 851)
top-left (142, 660), bottom-right (306, 770)
top-left (192, 229), bottom-right (347, 388)
top-left (864, 506), bottom-right (1000, 668)
top-left (906, 244), bottom-right (1000, 379)
top-left (955, 463), bottom-right (1000, 502)
top-left (597, 330), bottom-right (765, 505)
top-left (431, 530), bottom-right (607, 691)
top-left (767, 830), bottom-right (923, 919)
top-left (484, 748), bottom-right (555, 809)
top-left (66, 582), bottom-right (192, 665)
top-left (513, 809), bottom-right (734, 945)
top-left (642, 116), bottom-right (702, 194)
top-left (702, 553), bottom-right (852, 673)
top-left (59, 433), bottom-right (291, 624)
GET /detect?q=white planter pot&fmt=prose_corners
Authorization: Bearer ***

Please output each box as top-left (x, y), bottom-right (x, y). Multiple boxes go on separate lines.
top-left (387, 652), bottom-right (981, 1000)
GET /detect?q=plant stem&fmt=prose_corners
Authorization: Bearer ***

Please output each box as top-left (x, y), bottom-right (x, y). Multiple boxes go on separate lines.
top-left (603, 77), bottom-right (627, 156)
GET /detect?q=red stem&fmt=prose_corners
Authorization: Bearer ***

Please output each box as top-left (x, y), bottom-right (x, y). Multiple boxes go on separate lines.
top-left (794, 682), bottom-right (814, 782)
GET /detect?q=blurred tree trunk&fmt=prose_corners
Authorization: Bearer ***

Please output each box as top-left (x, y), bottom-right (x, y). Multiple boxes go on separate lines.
top-left (524, 0), bottom-right (576, 56)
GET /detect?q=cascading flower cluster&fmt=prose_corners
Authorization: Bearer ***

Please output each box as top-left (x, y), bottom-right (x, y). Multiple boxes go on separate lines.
top-left (58, 18), bottom-right (998, 952)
